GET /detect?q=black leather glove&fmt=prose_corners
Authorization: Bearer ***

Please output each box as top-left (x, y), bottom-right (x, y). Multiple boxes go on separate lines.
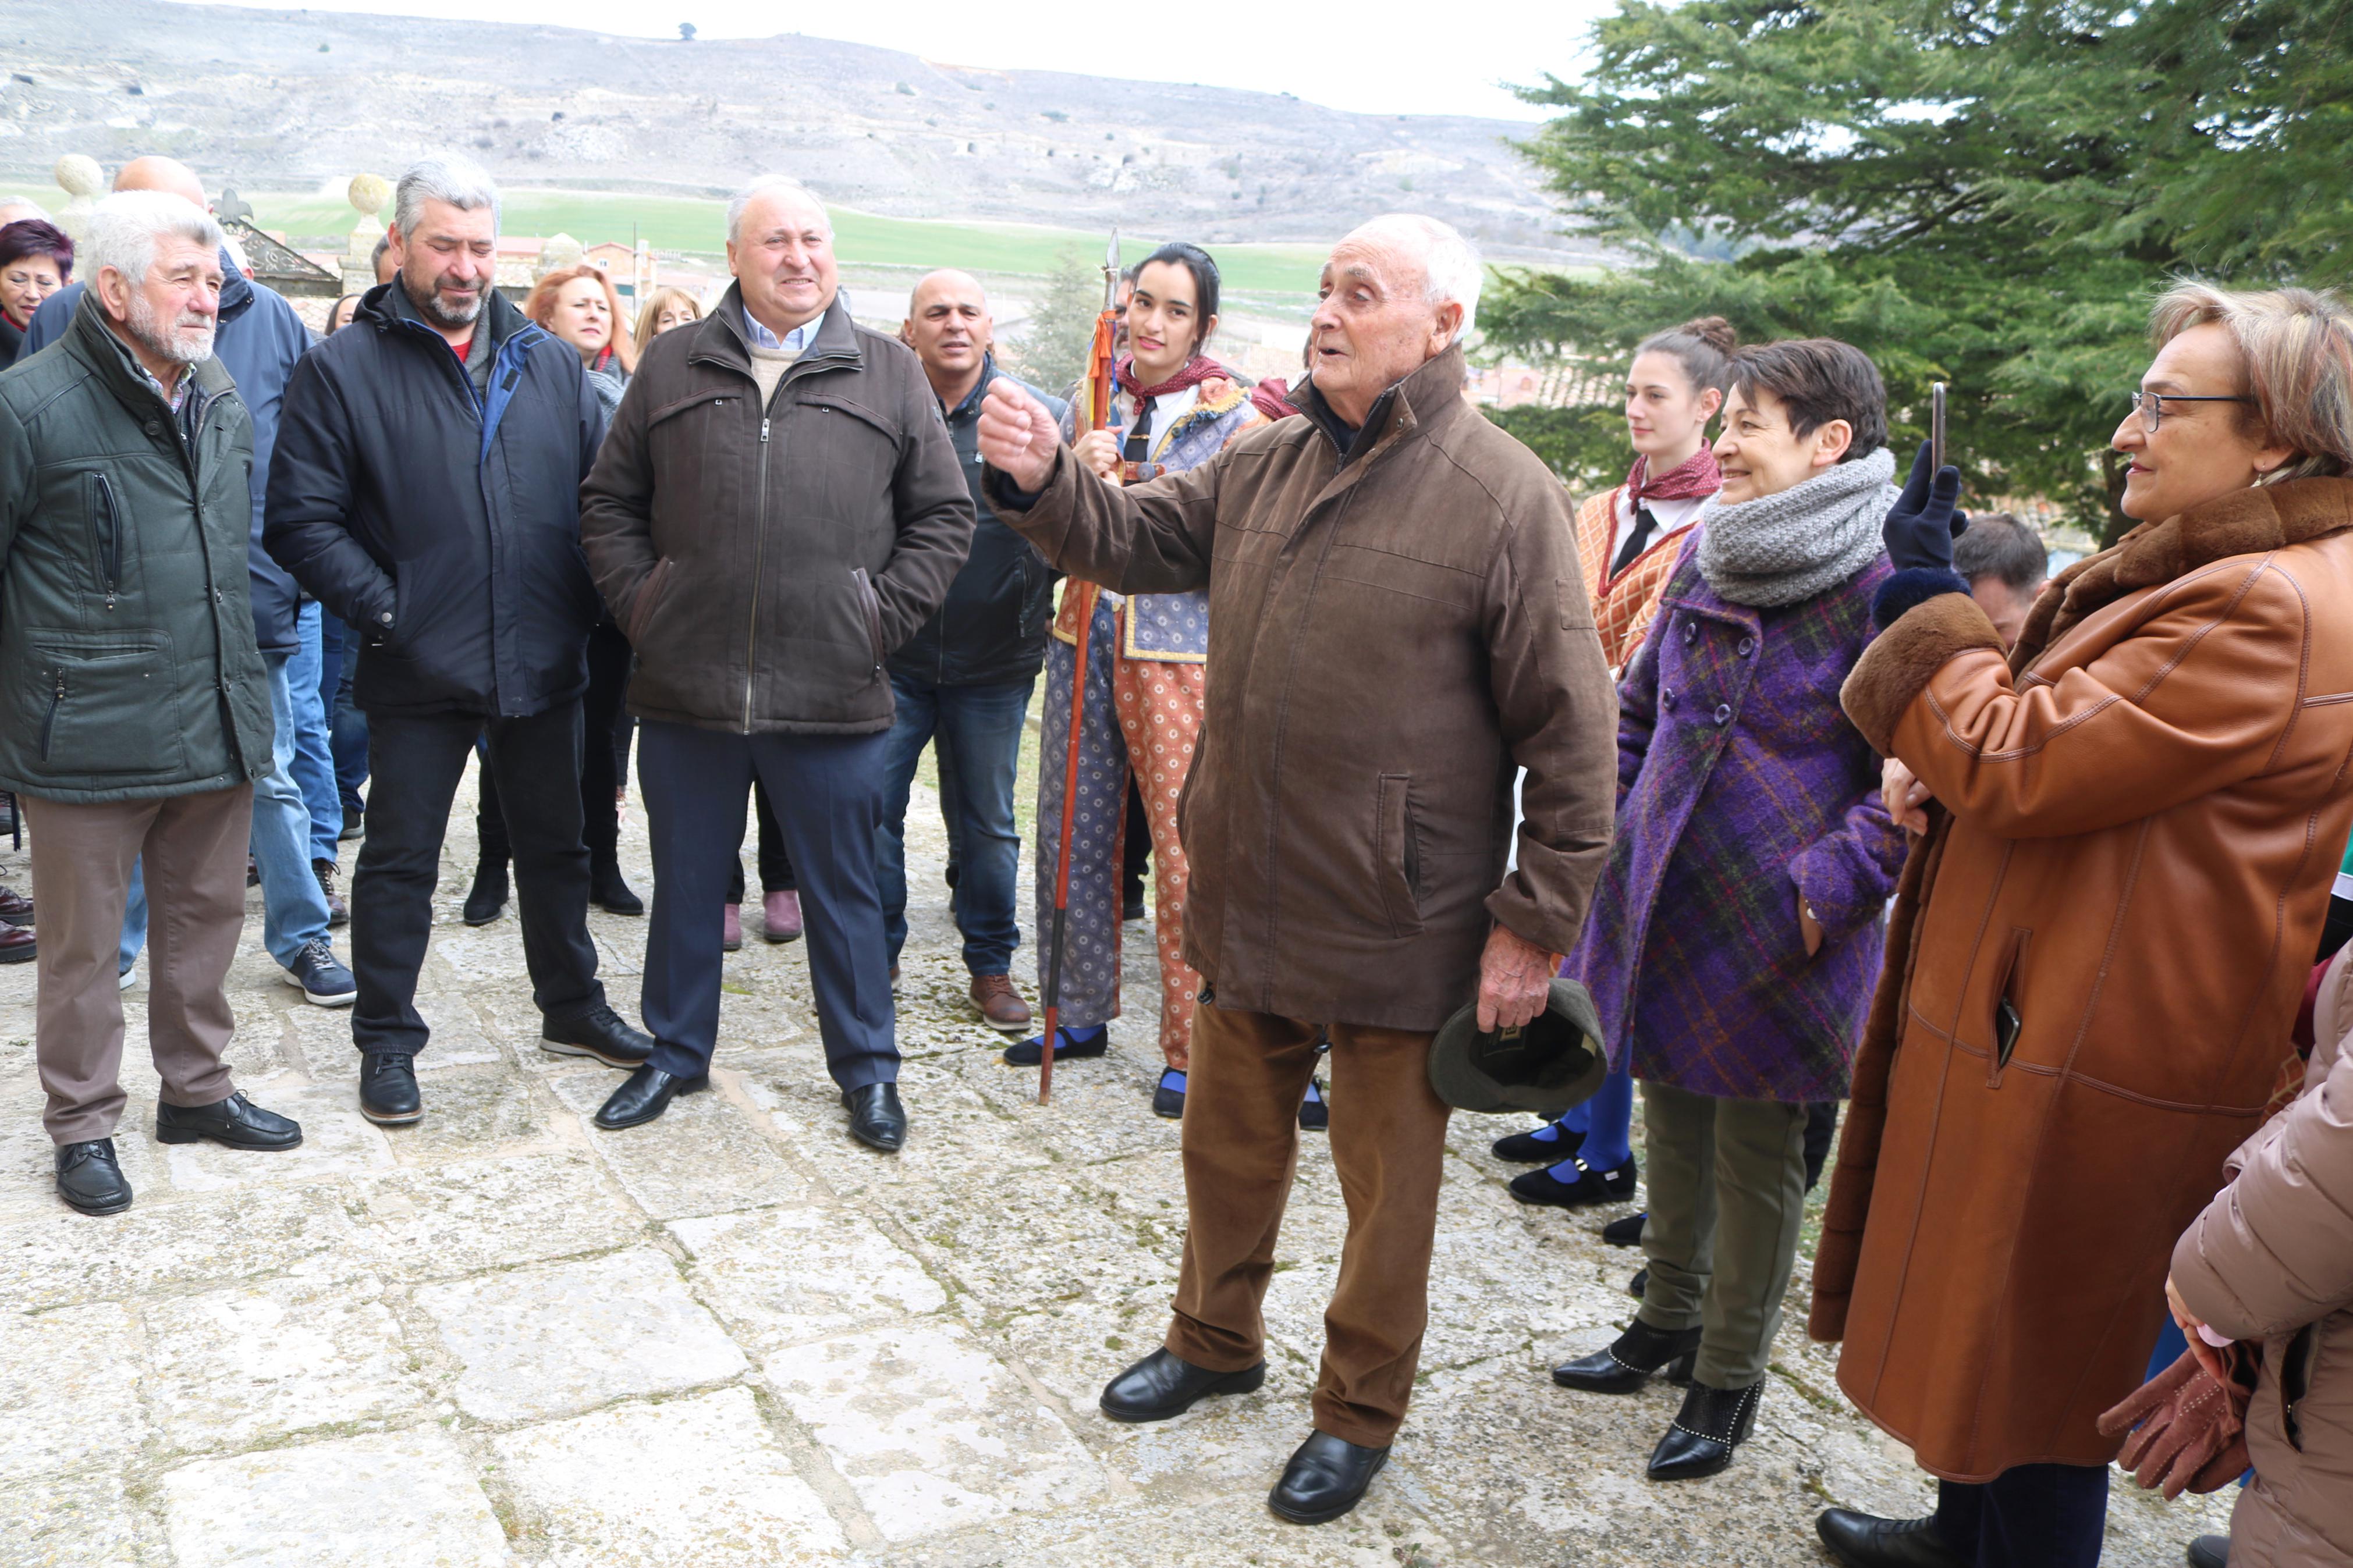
top-left (1883, 440), bottom-right (1967, 573)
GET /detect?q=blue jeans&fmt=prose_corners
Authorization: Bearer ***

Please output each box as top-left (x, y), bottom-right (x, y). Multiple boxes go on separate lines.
top-left (123, 650), bottom-right (332, 971)
top-left (876, 673), bottom-right (1033, 976)
top-left (285, 603), bottom-right (340, 865)
top-left (316, 609), bottom-right (370, 825)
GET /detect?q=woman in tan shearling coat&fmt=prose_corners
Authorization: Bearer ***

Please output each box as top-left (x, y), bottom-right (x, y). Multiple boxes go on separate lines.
top-left (2170, 946), bottom-right (2353, 1568)
top-left (1811, 283), bottom-right (2353, 1568)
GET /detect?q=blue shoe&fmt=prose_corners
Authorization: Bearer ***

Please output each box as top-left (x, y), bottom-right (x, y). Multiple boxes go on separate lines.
top-left (1153, 1068), bottom-right (1186, 1119)
top-left (1002, 1024), bottom-right (1108, 1067)
top-left (282, 938), bottom-right (357, 1008)
top-left (1298, 1075), bottom-right (1328, 1132)
top-left (1492, 1117), bottom-right (1577, 1162)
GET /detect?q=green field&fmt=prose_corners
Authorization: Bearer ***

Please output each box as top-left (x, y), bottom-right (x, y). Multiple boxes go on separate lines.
top-left (43, 183), bottom-right (1331, 294)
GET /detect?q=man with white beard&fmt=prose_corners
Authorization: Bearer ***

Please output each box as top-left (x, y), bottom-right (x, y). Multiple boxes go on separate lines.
top-left (0, 190), bottom-right (303, 1216)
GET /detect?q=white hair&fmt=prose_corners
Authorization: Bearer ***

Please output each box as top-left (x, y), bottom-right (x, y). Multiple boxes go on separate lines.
top-left (83, 189), bottom-right (225, 287)
top-left (393, 155), bottom-right (501, 239)
top-left (727, 175), bottom-right (831, 247)
top-left (1343, 213), bottom-right (1484, 343)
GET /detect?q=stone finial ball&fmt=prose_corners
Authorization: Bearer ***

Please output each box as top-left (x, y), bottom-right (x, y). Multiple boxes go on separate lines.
top-left (347, 173), bottom-right (391, 216)
top-left (55, 155), bottom-right (104, 197)
top-left (535, 233), bottom-right (585, 277)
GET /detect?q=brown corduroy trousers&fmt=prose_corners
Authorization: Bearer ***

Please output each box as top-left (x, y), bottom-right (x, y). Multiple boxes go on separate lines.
top-left (1165, 1001), bottom-right (1450, 1448)
top-left (22, 785), bottom-right (253, 1143)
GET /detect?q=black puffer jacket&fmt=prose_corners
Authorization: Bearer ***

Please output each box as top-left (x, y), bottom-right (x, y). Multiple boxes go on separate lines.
top-left (264, 282), bottom-right (605, 719)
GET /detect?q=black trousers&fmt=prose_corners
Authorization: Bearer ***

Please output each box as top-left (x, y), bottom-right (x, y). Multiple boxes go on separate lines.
top-left (478, 623), bottom-right (633, 872)
top-left (1933, 1463), bottom-right (2107, 1568)
top-left (724, 779), bottom-right (797, 902)
top-left (352, 702), bottom-right (605, 1054)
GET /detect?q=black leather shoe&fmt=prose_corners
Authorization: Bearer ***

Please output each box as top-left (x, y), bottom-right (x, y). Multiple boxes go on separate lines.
top-left (1268, 1430), bottom-right (1390, 1524)
top-left (1492, 1122), bottom-right (1577, 1162)
top-left (1002, 1025), bottom-right (1108, 1066)
top-left (1647, 1378), bottom-right (1762, 1481)
top-left (591, 864), bottom-right (644, 916)
top-left (1510, 1157), bottom-right (1638, 1207)
top-left (1815, 1507), bottom-right (1969, 1567)
top-left (843, 1083), bottom-right (907, 1152)
top-left (540, 1005), bottom-right (655, 1069)
top-left (1099, 1348), bottom-right (1266, 1423)
top-left (1628, 1266), bottom-right (1650, 1298)
top-left (1552, 1319), bottom-right (1702, 1393)
top-left (154, 1091), bottom-right (303, 1151)
top-left (461, 859), bottom-right (508, 926)
top-left (2185, 1536), bottom-right (2230, 1568)
top-left (594, 1065), bottom-right (709, 1130)
top-left (55, 1139), bottom-right (132, 1215)
top-left (357, 1051), bottom-right (422, 1125)
top-left (1602, 1210), bottom-right (1648, 1246)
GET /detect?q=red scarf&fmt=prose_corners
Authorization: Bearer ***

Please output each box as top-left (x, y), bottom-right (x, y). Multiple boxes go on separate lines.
top-left (1625, 445), bottom-right (1721, 506)
top-left (1116, 353), bottom-right (1225, 400)
top-left (1250, 376), bottom-right (1299, 422)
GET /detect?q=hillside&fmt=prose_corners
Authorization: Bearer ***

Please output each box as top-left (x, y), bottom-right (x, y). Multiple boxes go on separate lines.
top-left (3, 0), bottom-right (1600, 262)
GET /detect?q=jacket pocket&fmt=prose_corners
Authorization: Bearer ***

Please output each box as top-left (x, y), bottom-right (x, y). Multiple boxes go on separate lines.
top-left (851, 567), bottom-right (887, 669)
top-left (627, 557), bottom-right (676, 646)
top-left (87, 471), bottom-right (123, 608)
top-left (1375, 773), bottom-right (1425, 938)
top-left (26, 634), bottom-right (186, 781)
top-left (1988, 926), bottom-right (2029, 1085)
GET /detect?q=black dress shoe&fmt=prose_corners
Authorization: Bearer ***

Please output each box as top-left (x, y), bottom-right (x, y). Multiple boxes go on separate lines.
top-left (1627, 1266), bottom-right (1650, 1298)
top-left (594, 1065), bottom-right (709, 1129)
top-left (1002, 1025), bottom-right (1108, 1066)
top-left (1647, 1378), bottom-right (1762, 1481)
top-left (154, 1091), bottom-right (303, 1151)
top-left (2185, 1535), bottom-right (2230, 1568)
top-left (358, 1051), bottom-right (422, 1125)
top-left (1492, 1122), bottom-right (1577, 1162)
top-left (541, 1005), bottom-right (655, 1069)
top-left (591, 865), bottom-right (644, 916)
top-left (461, 859), bottom-right (508, 926)
top-left (1552, 1318), bottom-right (1702, 1393)
top-left (1602, 1210), bottom-right (1648, 1247)
top-left (1815, 1507), bottom-right (1969, 1567)
top-left (1268, 1430), bottom-right (1390, 1524)
top-left (1099, 1347), bottom-right (1266, 1423)
top-left (843, 1082), bottom-right (907, 1151)
top-left (1510, 1157), bottom-right (1638, 1207)
top-left (55, 1139), bottom-right (132, 1215)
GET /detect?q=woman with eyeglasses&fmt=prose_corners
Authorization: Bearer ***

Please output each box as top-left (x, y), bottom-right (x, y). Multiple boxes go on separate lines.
top-left (1811, 285), bottom-right (2353, 1568)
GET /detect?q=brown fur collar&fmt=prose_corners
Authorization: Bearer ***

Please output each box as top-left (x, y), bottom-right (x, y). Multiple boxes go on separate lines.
top-left (1841, 595), bottom-right (2003, 754)
top-left (2008, 476), bottom-right (2353, 675)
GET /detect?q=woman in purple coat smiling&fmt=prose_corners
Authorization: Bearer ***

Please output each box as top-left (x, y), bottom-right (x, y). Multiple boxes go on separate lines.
top-left (1550, 339), bottom-right (1916, 1484)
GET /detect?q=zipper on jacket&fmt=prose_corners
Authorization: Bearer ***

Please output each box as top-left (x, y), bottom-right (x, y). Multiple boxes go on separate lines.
top-left (746, 415), bottom-right (771, 733)
top-left (91, 473), bottom-right (122, 610)
top-left (38, 672), bottom-right (63, 760)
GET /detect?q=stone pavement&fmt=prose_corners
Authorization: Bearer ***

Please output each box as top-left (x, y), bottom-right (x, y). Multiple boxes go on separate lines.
top-left (0, 760), bottom-right (2235, 1567)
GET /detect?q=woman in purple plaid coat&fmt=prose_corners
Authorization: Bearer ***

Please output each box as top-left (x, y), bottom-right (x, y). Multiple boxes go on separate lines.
top-left (1550, 340), bottom-right (1910, 1484)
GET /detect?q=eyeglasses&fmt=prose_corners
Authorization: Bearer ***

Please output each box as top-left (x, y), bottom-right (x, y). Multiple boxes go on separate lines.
top-left (2128, 390), bottom-right (2254, 434)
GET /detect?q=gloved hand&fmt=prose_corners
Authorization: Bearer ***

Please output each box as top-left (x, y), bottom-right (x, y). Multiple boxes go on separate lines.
top-left (2096, 1346), bottom-right (2254, 1499)
top-left (1882, 440), bottom-right (1967, 573)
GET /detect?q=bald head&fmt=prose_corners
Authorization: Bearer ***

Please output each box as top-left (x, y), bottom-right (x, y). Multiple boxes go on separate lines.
top-left (904, 269), bottom-right (993, 399)
top-left (114, 157), bottom-right (207, 210)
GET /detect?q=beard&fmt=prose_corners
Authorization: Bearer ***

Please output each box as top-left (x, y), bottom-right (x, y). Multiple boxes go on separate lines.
top-left (408, 265), bottom-right (487, 330)
top-left (125, 287), bottom-right (216, 368)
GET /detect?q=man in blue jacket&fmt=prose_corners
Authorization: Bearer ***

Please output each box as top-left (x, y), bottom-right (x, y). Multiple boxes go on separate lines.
top-left (25, 157), bottom-right (355, 1007)
top-left (265, 156), bottom-right (654, 1126)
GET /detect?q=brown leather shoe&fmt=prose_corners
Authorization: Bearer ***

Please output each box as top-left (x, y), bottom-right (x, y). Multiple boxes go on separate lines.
top-left (969, 973), bottom-right (1031, 1034)
top-left (0, 922), bottom-right (32, 964)
top-left (0, 883), bottom-right (33, 926)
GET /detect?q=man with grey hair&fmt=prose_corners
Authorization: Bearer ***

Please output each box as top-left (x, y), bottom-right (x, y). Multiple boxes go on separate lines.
top-left (975, 212), bottom-right (1618, 1520)
top-left (0, 190), bottom-right (304, 1215)
top-left (268, 154), bottom-right (656, 1129)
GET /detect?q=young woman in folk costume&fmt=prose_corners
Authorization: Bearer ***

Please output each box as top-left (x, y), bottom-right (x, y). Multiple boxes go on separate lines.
top-left (1491, 319), bottom-right (1737, 1214)
top-left (1005, 243), bottom-right (1298, 1123)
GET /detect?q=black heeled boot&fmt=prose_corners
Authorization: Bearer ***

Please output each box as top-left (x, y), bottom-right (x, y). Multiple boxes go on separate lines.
top-left (1646, 1378), bottom-right (1762, 1481)
top-left (462, 858), bottom-right (509, 926)
top-left (1551, 1318), bottom-right (1702, 1395)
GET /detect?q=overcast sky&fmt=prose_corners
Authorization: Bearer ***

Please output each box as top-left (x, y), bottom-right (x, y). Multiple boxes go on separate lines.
top-left (178, 0), bottom-right (1614, 120)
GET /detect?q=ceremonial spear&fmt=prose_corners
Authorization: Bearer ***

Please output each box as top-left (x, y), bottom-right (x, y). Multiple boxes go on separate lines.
top-left (1037, 229), bottom-right (1122, 1106)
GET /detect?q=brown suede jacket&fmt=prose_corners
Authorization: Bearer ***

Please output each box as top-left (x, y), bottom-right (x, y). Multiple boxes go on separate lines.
top-left (992, 346), bottom-right (1618, 1033)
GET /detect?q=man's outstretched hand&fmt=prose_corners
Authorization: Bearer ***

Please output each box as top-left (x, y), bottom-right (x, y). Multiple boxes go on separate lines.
top-left (1477, 923), bottom-right (1559, 1032)
top-left (977, 379), bottom-right (1062, 493)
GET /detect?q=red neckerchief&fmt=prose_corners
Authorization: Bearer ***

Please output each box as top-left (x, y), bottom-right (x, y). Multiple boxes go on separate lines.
top-left (1250, 376), bottom-right (1298, 422)
top-left (1624, 445), bottom-right (1721, 506)
top-left (1116, 354), bottom-right (1224, 400)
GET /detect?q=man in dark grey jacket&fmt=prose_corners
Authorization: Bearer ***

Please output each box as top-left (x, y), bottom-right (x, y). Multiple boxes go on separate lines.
top-left (580, 176), bottom-right (974, 1147)
top-left (0, 193), bottom-right (303, 1215)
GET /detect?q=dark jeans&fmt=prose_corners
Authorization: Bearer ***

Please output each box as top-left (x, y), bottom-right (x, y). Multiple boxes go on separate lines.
top-left (876, 673), bottom-right (1034, 976)
top-left (317, 609), bottom-right (371, 824)
top-left (637, 720), bottom-right (896, 1089)
top-left (479, 623), bottom-right (633, 872)
top-left (1933, 1464), bottom-right (2108, 1568)
top-left (725, 780), bottom-right (797, 902)
top-left (352, 702), bottom-right (605, 1054)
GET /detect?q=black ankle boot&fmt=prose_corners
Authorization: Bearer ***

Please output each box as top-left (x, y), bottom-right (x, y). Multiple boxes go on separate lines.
top-left (462, 859), bottom-right (508, 926)
top-left (590, 861), bottom-right (643, 916)
top-left (1646, 1378), bottom-right (1762, 1481)
top-left (1552, 1319), bottom-right (1702, 1394)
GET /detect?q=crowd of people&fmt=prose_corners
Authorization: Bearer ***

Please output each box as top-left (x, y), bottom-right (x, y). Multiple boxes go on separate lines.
top-left (1, 145), bottom-right (2349, 1568)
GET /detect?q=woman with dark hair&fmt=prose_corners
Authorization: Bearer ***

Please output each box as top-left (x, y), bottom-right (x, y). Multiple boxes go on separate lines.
top-left (0, 219), bottom-right (71, 367)
top-left (327, 292), bottom-right (365, 333)
top-left (1009, 241), bottom-right (1269, 1122)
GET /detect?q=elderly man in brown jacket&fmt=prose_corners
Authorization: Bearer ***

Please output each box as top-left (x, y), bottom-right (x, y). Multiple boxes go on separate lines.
top-left (977, 213), bottom-right (1617, 1524)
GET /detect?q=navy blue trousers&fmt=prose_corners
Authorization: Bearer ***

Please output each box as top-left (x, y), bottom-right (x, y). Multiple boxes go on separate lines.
top-left (1933, 1463), bottom-right (2108, 1568)
top-left (636, 720), bottom-right (897, 1090)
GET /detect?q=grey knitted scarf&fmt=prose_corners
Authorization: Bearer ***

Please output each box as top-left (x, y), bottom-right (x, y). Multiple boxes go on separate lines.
top-left (1694, 446), bottom-right (1896, 607)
